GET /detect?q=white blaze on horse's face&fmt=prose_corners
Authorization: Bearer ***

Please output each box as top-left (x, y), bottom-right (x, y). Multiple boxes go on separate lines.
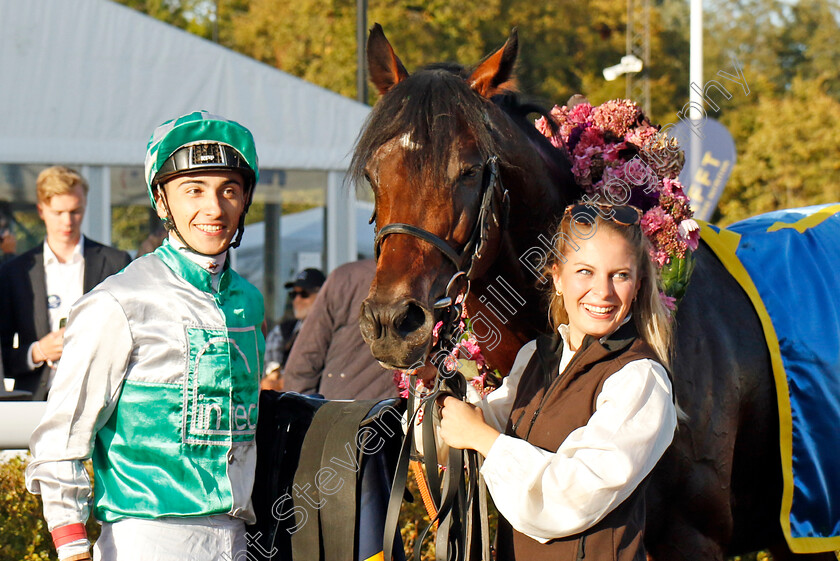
top-left (398, 132), bottom-right (422, 151)
top-left (552, 227), bottom-right (641, 351)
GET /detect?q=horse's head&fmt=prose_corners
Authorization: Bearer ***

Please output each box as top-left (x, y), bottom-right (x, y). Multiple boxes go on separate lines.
top-left (354, 25), bottom-right (576, 370)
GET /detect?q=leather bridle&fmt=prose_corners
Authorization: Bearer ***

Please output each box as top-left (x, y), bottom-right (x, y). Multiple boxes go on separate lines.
top-left (373, 156), bottom-right (510, 310)
top-left (376, 156), bottom-right (509, 561)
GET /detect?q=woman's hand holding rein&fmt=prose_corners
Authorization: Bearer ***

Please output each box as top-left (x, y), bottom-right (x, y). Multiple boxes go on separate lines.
top-left (437, 395), bottom-right (500, 457)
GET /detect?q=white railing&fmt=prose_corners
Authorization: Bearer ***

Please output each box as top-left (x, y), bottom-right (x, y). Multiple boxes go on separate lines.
top-left (0, 402), bottom-right (46, 450)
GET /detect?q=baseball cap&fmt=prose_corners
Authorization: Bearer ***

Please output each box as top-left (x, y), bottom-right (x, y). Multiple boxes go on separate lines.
top-left (284, 268), bottom-right (326, 290)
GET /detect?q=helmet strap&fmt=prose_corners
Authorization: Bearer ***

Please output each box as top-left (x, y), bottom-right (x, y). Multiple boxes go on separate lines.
top-left (228, 186), bottom-right (254, 249)
top-left (155, 185), bottom-right (223, 258)
top-left (155, 184), bottom-right (252, 256)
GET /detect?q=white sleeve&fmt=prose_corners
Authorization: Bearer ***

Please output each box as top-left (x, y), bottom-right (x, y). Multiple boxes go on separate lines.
top-left (480, 358), bottom-right (676, 542)
top-left (25, 290), bottom-right (134, 535)
top-left (471, 340), bottom-right (536, 432)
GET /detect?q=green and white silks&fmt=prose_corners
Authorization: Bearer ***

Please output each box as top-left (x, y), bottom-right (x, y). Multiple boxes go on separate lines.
top-left (26, 239), bottom-right (264, 527)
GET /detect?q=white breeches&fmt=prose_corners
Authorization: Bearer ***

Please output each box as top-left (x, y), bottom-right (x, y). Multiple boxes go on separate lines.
top-left (93, 515), bottom-right (248, 560)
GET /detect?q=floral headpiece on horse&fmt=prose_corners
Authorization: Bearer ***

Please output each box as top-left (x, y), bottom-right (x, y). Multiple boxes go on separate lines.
top-left (536, 98), bottom-right (699, 312)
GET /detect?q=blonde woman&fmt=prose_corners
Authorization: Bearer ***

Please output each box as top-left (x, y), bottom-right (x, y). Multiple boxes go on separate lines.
top-left (438, 202), bottom-right (677, 561)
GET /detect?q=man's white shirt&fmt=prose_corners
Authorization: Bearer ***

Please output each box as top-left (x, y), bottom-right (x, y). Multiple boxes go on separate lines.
top-left (26, 237), bottom-right (85, 373)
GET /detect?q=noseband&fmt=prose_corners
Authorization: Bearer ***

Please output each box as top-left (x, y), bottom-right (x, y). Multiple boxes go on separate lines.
top-left (373, 156), bottom-right (510, 309)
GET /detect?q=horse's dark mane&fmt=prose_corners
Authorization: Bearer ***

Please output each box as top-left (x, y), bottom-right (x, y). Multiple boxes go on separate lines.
top-left (350, 64), bottom-right (572, 191)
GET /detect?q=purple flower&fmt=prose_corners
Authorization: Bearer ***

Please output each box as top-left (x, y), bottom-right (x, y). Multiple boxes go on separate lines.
top-left (659, 291), bottom-right (677, 311)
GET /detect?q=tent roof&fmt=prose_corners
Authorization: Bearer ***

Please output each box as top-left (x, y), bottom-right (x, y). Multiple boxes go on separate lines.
top-left (0, 0), bottom-right (370, 170)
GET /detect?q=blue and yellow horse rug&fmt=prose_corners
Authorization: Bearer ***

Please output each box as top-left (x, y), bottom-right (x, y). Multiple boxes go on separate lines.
top-left (700, 203), bottom-right (840, 553)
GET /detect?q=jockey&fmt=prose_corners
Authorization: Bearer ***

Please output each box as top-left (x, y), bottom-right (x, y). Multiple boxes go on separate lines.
top-left (26, 111), bottom-right (265, 561)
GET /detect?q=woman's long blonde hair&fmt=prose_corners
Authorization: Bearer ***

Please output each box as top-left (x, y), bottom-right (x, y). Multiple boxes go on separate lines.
top-left (545, 211), bottom-right (674, 367)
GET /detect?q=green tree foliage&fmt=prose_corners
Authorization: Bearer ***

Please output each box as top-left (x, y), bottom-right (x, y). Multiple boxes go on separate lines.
top-left (0, 456), bottom-right (100, 561)
top-left (220, 0), bottom-right (687, 117)
top-left (698, 0), bottom-right (840, 222)
top-left (717, 77), bottom-right (840, 224)
top-left (703, 0), bottom-right (840, 107)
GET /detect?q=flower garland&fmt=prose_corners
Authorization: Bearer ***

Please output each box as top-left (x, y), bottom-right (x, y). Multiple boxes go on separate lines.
top-left (535, 99), bottom-right (699, 312)
top-left (393, 99), bottom-right (697, 397)
top-left (393, 307), bottom-right (502, 406)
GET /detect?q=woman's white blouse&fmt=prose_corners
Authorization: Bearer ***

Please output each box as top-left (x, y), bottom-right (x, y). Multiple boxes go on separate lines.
top-left (473, 326), bottom-right (677, 543)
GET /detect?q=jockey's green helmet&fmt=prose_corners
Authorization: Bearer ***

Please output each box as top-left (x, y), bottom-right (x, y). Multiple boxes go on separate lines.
top-left (144, 111), bottom-right (259, 251)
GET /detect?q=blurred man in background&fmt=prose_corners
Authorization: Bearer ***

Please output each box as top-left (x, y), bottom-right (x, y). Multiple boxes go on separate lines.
top-left (261, 267), bottom-right (325, 390)
top-left (0, 166), bottom-right (130, 400)
top-left (282, 259), bottom-right (395, 400)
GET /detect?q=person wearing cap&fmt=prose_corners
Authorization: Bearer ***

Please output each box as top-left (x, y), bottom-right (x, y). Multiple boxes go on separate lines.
top-left (25, 111), bottom-right (265, 561)
top-left (282, 259), bottom-right (396, 400)
top-left (262, 268), bottom-right (325, 388)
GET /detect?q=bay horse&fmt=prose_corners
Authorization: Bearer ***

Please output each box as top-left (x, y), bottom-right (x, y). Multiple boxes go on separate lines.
top-left (353, 24), bottom-right (833, 561)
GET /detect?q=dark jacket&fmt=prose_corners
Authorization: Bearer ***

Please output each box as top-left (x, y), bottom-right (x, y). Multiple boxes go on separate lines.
top-left (497, 322), bottom-right (661, 561)
top-left (283, 259), bottom-right (396, 400)
top-left (0, 238), bottom-right (131, 400)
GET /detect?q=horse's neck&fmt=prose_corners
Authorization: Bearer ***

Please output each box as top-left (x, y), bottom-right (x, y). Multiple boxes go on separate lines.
top-left (467, 234), bottom-right (553, 374)
top-left (469, 114), bottom-right (571, 373)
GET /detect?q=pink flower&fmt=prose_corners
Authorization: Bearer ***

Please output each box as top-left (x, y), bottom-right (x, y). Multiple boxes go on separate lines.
top-left (443, 354), bottom-right (459, 373)
top-left (393, 371), bottom-right (411, 399)
top-left (659, 291), bottom-right (677, 311)
top-left (591, 99), bottom-right (640, 137)
top-left (531, 97), bottom-right (699, 309)
top-left (601, 142), bottom-right (624, 164)
top-left (679, 219), bottom-right (700, 250)
top-left (641, 206), bottom-right (669, 234)
top-left (535, 111), bottom-right (568, 150)
top-left (550, 104), bottom-right (570, 126)
top-left (572, 153), bottom-right (593, 182)
top-left (568, 102), bottom-right (593, 125)
top-left (661, 177), bottom-right (688, 202)
top-left (621, 158), bottom-right (655, 190)
top-left (431, 320), bottom-right (444, 346)
top-left (535, 115), bottom-right (553, 138)
top-left (624, 124), bottom-right (658, 148)
top-left (573, 127), bottom-right (606, 155)
top-left (460, 338), bottom-right (484, 365)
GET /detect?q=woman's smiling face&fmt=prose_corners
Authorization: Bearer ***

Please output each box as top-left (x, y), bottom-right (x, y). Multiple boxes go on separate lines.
top-left (552, 226), bottom-right (641, 350)
top-left (156, 170), bottom-right (246, 255)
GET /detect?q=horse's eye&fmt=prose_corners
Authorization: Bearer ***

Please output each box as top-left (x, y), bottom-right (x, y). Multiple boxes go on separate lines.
top-left (460, 166), bottom-right (480, 179)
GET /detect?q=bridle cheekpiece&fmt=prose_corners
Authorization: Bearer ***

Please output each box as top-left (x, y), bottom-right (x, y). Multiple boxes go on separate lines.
top-left (373, 156), bottom-right (509, 314)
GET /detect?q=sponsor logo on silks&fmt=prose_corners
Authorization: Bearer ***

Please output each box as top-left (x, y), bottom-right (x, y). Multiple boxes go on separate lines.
top-left (182, 325), bottom-right (260, 446)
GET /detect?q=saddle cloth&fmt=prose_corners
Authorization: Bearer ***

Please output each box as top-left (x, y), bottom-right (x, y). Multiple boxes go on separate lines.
top-left (700, 203), bottom-right (840, 553)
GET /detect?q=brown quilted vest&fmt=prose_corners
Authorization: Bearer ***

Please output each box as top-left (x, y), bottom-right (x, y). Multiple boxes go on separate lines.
top-left (495, 321), bottom-right (663, 561)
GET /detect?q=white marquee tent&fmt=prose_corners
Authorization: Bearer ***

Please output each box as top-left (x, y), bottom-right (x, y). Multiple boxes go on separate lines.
top-left (0, 0), bottom-right (369, 169)
top-left (0, 0), bottom-right (369, 324)
top-left (0, 0), bottom-right (375, 420)
top-left (0, 0), bottom-right (371, 274)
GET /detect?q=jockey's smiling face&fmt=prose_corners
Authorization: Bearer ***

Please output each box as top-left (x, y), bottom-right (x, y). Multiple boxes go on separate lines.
top-left (552, 226), bottom-right (641, 350)
top-left (156, 170), bottom-right (246, 256)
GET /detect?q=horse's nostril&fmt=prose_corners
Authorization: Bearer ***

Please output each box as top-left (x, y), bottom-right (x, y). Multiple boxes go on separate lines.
top-left (359, 301), bottom-right (382, 340)
top-left (394, 301), bottom-right (427, 338)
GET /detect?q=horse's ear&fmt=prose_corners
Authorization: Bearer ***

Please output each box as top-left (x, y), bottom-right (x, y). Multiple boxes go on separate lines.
top-left (367, 23), bottom-right (410, 96)
top-left (468, 28), bottom-right (519, 98)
